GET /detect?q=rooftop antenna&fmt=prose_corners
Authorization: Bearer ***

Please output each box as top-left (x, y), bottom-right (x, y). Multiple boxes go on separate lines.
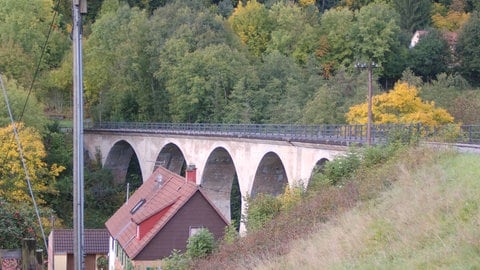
top-left (72, 0), bottom-right (87, 269)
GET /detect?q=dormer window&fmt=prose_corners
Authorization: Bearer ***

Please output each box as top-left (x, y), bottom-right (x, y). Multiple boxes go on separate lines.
top-left (130, 199), bottom-right (146, 214)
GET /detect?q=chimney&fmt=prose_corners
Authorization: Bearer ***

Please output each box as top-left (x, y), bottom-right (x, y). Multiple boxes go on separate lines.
top-left (186, 164), bottom-right (197, 184)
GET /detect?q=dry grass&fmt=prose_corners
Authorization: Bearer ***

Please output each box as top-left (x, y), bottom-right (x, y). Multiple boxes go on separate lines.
top-left (192, 146), bottom-right (480, 269)
top-left (255, 148), bottom-right (480, 269)
top-left (193, 149), bottom-right (450, 269)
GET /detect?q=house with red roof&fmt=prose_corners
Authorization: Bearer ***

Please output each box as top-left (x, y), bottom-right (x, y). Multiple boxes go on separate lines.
top-left (105, 165), bottom-right (229, 269)
top-left (47, 229), bottom-right (109, 270)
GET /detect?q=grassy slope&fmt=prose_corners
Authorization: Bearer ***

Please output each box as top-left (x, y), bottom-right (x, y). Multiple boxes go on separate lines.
top-left (256, 149), bottom-right (480, 269)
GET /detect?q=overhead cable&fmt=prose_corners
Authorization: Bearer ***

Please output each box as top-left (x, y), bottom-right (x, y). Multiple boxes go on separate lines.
top-left (0, 73), bottom-right (48, 251)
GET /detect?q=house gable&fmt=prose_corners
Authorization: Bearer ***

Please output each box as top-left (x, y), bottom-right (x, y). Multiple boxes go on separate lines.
top-left (134, 191), bottom-right (229, 260)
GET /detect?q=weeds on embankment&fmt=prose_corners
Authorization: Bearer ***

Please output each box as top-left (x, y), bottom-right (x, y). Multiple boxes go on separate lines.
top-left (254, 148), bottom-right (480, 269)
top-left (191, 143), bottom-right (467, 269)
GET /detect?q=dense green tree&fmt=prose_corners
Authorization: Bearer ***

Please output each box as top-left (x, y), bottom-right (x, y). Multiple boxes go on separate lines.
top-left (223, 70), bottom-right (262, 123)
top-left (166, 44), bottom-right (250, 122)
top-left (84, 0), bottom-right (158, 121)
top-left (456, 12), bottom-right (480, 86)
top-left (419, 73), bottom-right (473, 123)
top-left (465, 0), bottom-right (480, 12)
top-left (258, 52), bottom-right (315, 123)
top-left (380, 31), bottom-right (410, 89)
top-left (41, 122), bottom-right (73, 227)
top-left (408, 29), bottom-right (451, 80)
top-left (0, 0), bottom-right (69, 87)
top-left (316, 7), bottom-right (355, 77)
top-left (0, 77), bottom-right (48, 131)
top-left (266, 2), bottom-right (321, 64)
top-left (350, 3), bottom-right (402, 70)
top-left (300, 69), bottom-right (369, 124)
top-left (390, 0), bottom-right (432, 33)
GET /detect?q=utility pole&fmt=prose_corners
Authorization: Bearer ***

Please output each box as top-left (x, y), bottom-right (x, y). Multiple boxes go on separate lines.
top-left (367, 63), bottom-right (373, 146)
top-left (355, 62), bottom-right (376, 145)
top-left (73, 0), bottom-right (87, 269)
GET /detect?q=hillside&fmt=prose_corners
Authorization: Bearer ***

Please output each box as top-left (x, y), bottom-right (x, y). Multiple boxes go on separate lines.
top-left (194, 146), bottom-right (480, 269)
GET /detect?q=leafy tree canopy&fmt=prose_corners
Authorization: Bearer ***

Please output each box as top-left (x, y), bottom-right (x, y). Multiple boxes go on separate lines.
top-left (0, 199), bottom-right (36, 249)
top-left (346, 82), bottom-right (454, 126)
top-left (408, 28), bottom-right (451, 80)
top-left (456, 12), bottom-right (480, 86)
top-left (228, 0), bottom-right (274, 56)
top-left (0, 123), bottom-right (65, 205)
top-left (0, 0), bottom-right (69, 87)
top-left (0, 77), bottom-right (48, 131)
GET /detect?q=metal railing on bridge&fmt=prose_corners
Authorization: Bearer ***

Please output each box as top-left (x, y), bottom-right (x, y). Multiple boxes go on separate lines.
top-left (84, 122), bottom-right (480, 146)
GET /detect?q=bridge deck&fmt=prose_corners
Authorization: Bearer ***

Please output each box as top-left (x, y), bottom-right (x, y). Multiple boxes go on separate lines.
top-left (84, 122), bottom-right (480, 146)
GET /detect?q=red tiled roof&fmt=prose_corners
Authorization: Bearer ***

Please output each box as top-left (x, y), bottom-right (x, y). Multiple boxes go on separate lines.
top-left (51, 229), bottom-right (109, 254)
top-left (105, 166), bottom-right (227, 259)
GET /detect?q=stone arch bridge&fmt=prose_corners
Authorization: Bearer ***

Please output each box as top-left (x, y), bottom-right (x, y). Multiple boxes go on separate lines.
top-left (83, 123), bottom-right (361, 224)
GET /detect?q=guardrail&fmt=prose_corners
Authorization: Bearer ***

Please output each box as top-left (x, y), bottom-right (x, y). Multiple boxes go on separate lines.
top-left (84, 122), bottom-right (480, 146)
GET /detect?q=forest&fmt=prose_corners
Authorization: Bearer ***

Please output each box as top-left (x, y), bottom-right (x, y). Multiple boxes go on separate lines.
top-left (0, 0), bottom-right (480, 248)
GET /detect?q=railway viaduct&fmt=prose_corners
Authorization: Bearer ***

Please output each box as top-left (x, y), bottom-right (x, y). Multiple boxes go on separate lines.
top-left (83, 125), bottom-right (348, 224)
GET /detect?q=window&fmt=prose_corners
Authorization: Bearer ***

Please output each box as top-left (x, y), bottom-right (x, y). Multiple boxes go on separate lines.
top-left (189, 226), bottom-right (204, 237)
top-left (130, 198), bottom-right (146, 214)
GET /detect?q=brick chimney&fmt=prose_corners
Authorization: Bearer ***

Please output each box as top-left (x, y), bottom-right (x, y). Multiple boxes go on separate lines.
top-left (186, 164), bottom-right (197, 184)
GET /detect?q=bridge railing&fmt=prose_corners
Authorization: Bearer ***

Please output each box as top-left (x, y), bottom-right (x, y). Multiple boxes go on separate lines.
top-left (84, 122), bottom-right (480, 146)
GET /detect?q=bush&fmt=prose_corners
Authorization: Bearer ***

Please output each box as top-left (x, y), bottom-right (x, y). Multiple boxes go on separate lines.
top-left (308, 149), bottom-right (361, 190)
top-left (162, 250), bottom-right (190, 270)
top-left (279, 185), bottom-right (304, 212)
top-left (186, 228), bottom-right (216, 259)
top-left (0, 199), bottom-right (37, 249)
top-left (223, 222), bottom-right (239, 244)
top-left (362, 144), bottom-right (402, 168)
top-left (243, 194), bottom-right (282, 232)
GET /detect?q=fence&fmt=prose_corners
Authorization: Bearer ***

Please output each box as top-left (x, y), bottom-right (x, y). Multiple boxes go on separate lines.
top-left (84, 122), bottom-right (480, 146)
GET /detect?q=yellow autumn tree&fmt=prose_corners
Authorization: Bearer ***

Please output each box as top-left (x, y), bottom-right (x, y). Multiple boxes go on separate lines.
top-left (431, 2), bottom-right (470, 31)
top-left (0, 123), bottom-right (64, 205)
top-left (298, 0), bottom-right (315, 7)
top-left (228, 0), bottom-right (273, 56)
top-left (346, 82), bottom-right (454, 126)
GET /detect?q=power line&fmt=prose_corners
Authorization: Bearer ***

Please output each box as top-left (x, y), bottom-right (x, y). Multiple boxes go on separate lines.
top-left (0, 73), bottom-right (48, 251)
top-left (1, 0), bottom-right (62, 185)
top-left (19, 0), bottom-right (62, 122)
top-left (0, 0), bottom-right (62, 253)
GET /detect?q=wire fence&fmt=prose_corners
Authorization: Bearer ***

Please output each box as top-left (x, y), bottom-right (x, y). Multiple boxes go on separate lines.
top-left (84, 122), bottom-right (480, 146)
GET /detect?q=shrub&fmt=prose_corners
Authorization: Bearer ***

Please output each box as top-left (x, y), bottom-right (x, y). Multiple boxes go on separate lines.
top-left (243, 194), bottom-right (282, 232)
top-left (279, 185), bottom-right (304, 212)
top-left (362, 143), bottom-right (402, 168)
top-left (0, 199), bottom-right (37, 249)
top-left (162, 250), bottom-right (190, 270)
top-left (223, 222), bottom-right (239, 244)
top-left (186, 228), bottom-right (216, 259)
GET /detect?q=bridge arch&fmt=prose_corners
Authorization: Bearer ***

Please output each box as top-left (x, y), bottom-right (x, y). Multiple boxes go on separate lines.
top-left (155, 143), bottom-right (186, 176)
top-left (200, 147), bottom-right (241, 221)
top-left (104, 140), bottom-right (143, 186)
top-left (313, 158), bottom-right (329, 174)
top-left (251, 152), bottom-right (288, 198)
